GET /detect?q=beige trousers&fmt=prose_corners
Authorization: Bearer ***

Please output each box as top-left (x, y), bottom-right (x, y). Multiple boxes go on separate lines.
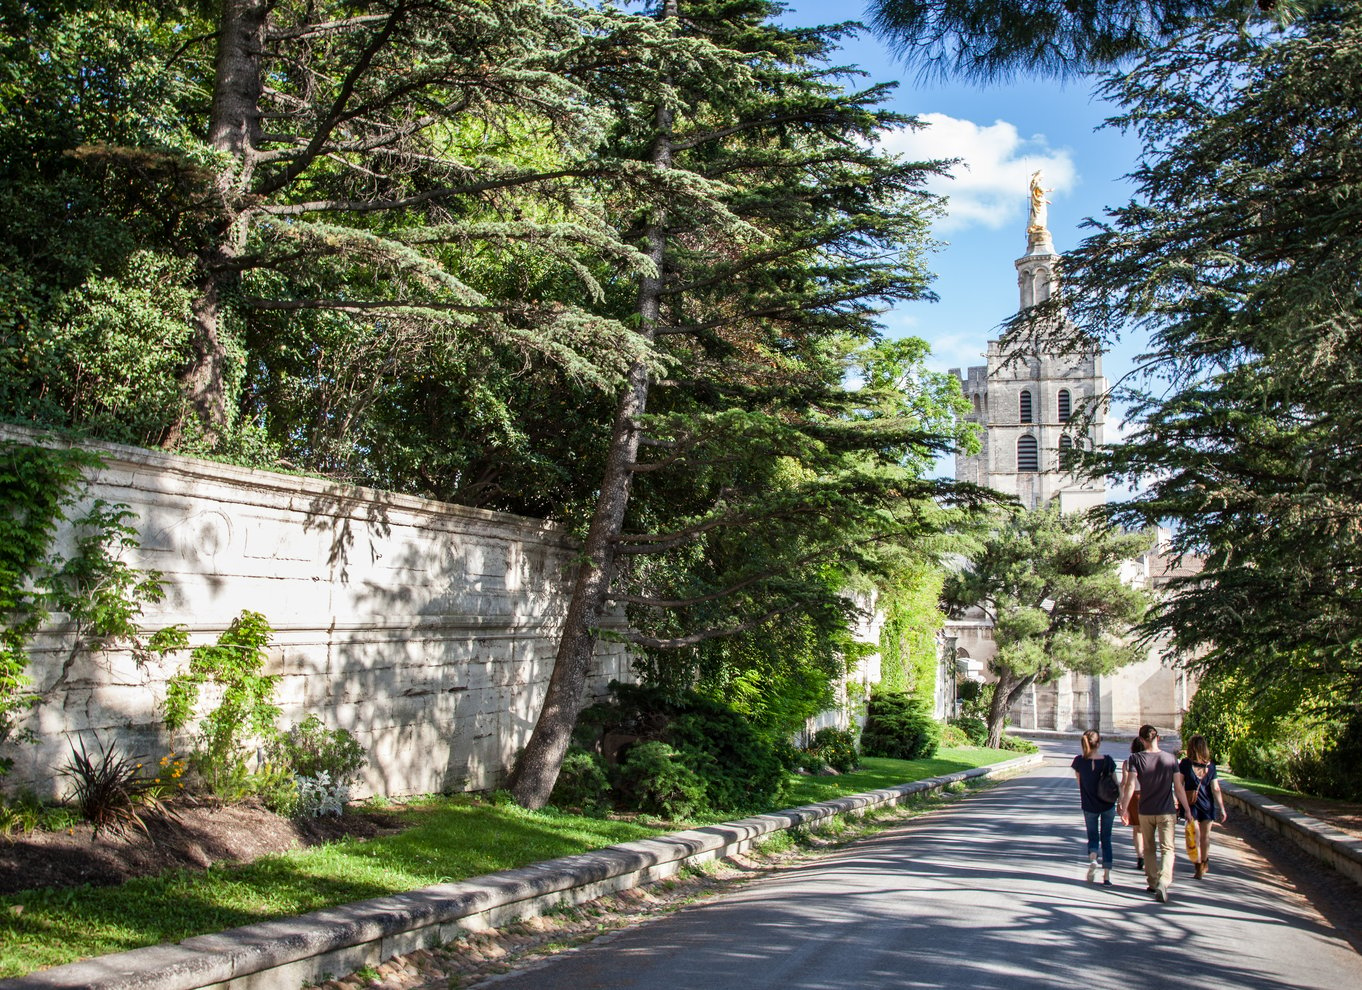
top-left (1139, 813), bottom-right (1177, 892)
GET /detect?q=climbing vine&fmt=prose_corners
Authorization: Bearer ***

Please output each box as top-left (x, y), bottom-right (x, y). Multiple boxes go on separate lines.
top-left (877, 565), bottom-right (946, 709)
top-left (0, 440), bottom-right (169, 774)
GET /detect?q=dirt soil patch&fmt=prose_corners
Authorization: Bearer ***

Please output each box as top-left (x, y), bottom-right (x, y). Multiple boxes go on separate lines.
top-left (0, 800), bottom-right (409, 896)
top-left (1277, 796), bottom-right (1362, 842)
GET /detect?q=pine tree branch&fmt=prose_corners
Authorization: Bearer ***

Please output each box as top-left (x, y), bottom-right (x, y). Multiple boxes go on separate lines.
top-left (615, 602), bottom-right (802, 649)
top-left (255, 167), bottom-right (596, 215)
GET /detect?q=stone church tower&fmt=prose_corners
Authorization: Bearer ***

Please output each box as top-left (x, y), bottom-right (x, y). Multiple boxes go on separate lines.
top-left (949, 177), bottom-right (1106, 512)
top-left (942, 178), bottom-right (1195, 734)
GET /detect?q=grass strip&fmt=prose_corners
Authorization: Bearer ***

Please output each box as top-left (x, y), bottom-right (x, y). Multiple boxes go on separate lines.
top-left (784, 748), bottom-right (1017, 806)
top-left (0, 747), bottom-right (1014, 977)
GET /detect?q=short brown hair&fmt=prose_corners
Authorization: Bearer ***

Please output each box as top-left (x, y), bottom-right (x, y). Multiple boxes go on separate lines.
top-left (1138, 724), bottom-right (1160, 744)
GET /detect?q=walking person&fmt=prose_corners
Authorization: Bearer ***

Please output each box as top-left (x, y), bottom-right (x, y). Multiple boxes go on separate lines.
top-left (1118, 724), bottom-right (1194, 903)
top-left (1124, 736), bottom-right (1145, 871)
top-left (1071, 729), bottom-right (1118, 885)
top-left (1180, 734), bottom-right (1228, 878)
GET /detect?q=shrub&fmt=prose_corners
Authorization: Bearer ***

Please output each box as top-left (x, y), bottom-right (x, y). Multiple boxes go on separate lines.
top-left (1185, 672), bottom-right (1362, 801)
top-left (268, 715), bottom-right (367, 787)
top-left (57, 737), bottom-right (171, 837)
top-left (614, 741), bottom-right (707, 819)
top-left (956, 680), bottom-right (995, 723)
top-left (295, 771), bottom-right (349, 818)
top-left (860, 692), bottom-right (940, 761)
top-left (938, 722), bottom-right (970, 748)
top-left (948, 716), bottom-right (989, 746)
top-left (998, 734), bottom-right (1039, 754)
top-left (576, 683), bottom-right (787, 815)
top-left (807, 727), bottom-right (860, 773)
top-left (550, 749), bottom-right (612, 814)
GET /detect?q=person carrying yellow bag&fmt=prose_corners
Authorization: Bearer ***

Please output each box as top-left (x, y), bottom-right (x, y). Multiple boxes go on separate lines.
top-left (1180, 734), bottom-right (1229, 879)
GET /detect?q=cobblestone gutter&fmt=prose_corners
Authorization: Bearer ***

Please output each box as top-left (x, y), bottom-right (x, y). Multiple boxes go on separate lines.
top-left (6, 755), bottom-right (1041, 990)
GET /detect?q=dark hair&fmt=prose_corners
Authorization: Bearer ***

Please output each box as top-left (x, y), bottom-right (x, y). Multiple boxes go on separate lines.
top-left (1130, 736), bottom-right (1145, 754)
top-left (1138, 724), bottom-right (1159, 744)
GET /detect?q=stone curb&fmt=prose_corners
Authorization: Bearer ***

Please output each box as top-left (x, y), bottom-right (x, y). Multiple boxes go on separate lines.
top-left (3, 755), bottom-right (1041, 990)
top-left (1220, 780), bottom-right (1362, 887)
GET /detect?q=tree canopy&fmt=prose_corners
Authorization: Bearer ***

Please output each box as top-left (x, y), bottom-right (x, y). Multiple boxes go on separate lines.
top-left (866, 0), bottom-right (1303, 81)
top-left (943, 505), bottom-right (1150, 746)
top-left (1050, 3), bottom-right (1362, 713)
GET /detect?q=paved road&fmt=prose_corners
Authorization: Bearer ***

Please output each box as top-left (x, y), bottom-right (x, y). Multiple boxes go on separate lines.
top-left (475, 741), bottom-right (1362, 990)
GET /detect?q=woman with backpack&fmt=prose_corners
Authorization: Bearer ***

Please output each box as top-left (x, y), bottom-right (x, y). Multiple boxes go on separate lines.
top-left (1180, 734), bottom-right (1229, 878)
top-left (1072, 729), bottom-right (1119, 885)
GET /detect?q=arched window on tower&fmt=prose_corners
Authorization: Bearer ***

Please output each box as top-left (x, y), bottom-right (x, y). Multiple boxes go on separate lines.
top-left (1019, 389), bottom-right (1033, 424)
top-left (1058, 434), bottom-right (1074, 470)
top-left (1017, 435), bottom-right (1039, 472)
top-left (1058, 389), bottom-right (1072, 422)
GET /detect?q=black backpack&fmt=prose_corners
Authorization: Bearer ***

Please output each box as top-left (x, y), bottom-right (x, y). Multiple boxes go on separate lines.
top-left (1097, 756), bottom-right (1121, 804)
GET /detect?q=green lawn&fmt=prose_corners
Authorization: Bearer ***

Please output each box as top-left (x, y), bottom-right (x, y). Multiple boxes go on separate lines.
top-left (784, 748), bottom-right (1017, 806)
top-left (1221, 773), bottom-right (1305, 802)
top-left (0, 747), bottom-right (1016, 977)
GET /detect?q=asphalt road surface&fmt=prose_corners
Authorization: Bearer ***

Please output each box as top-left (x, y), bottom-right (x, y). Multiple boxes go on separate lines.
top-left (474, 740), bottom-right (1362, 990)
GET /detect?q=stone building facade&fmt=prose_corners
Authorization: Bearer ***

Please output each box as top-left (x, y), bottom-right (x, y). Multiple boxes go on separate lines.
top-left (944, 189), bottom-right (1194, 734)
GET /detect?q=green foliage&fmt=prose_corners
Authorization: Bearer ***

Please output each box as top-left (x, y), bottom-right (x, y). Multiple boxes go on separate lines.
top-left (944, 505), bottom-right (1151, 744)
top-left (806, 727), bottom-right (861, 774)
top-left (614, 741), bottom-right (707, 820)
top-left (0, 792), bottom-right (80, 838)
top-left (1184, 673), bottom-right (1362, 801)
top-left (948, 715), bottom-right (989, 747)
top-left (162, 611), bottom-right (279, 794)
top-left (860, 692), bottom-right (941, 761)
top-left (996, 734), bottom-right (1039, 754)
top-left (573, 682), bottom-right (788, 816)
top-left (0, 440), bottom-right (169, 772)
top-left (877, 565), bottom-right (946, 706)
top-left (548, 749), bottom-right (612, 815)
top-left (1050, 3), bottom-right (1362, 718)
top-left (867, 0), bottom-right (1277, 82)
top-left (266, 715), bottom-right (366, 789)
top-left (938, 722), bottom-right (971, 748)
top-left (56, 736), bottom-right (169, 839)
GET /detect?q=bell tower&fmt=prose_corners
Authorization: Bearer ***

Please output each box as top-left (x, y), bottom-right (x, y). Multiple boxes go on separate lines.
top-left (950, 174), bottom-right (1106, 512)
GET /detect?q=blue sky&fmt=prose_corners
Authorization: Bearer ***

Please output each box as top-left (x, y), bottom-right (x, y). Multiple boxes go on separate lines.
top-left (777, 1), bottom-right (1146, 399)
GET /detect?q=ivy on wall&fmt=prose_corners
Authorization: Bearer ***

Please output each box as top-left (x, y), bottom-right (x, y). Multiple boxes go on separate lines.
top-left (0, 439), bottom-right (169, 775)
top-left (877, 565), bottom-right (947, 709)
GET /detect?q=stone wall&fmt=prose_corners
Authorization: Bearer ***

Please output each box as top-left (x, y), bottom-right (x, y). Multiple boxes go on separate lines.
top-left (2, 428), bottom-right (632, 800)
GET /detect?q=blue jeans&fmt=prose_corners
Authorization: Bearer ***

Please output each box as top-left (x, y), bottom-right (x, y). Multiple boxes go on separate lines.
top-left (1083, 806), bottom-right (1116, 867)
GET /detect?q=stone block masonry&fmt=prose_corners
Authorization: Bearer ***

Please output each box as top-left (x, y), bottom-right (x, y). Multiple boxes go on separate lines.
top-left (0, 426), bottom-right (632, 800)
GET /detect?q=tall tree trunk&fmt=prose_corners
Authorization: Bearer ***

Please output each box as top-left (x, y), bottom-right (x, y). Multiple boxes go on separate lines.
top-left (986, 669), bottom-right (1037, 749)
top-left (168, 0), bottom-right (268, 448)
top-left (508, 1), bottom-right (678, 810)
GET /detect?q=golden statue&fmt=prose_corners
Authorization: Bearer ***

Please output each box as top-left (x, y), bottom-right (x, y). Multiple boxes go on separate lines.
top-left (1027, 170), bottom-right (1051, 236)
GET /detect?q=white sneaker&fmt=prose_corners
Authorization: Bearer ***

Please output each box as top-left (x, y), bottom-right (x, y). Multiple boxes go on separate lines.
top-left (1086, 861), bottom-right (1098, 883)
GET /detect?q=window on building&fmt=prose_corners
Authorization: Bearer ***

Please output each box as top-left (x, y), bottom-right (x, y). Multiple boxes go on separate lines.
top-left (1017, 434), bottom-right (1039, 472)
top-left (1058, 434), bottom-right (1074, 470)
top-left (1058, 389), bottom-right (1071, 422)
top-left (1019, 389), bottom-right (1033, 423)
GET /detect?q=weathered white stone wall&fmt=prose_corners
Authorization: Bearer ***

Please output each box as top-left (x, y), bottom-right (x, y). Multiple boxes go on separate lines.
top-left (2, 428), bottom-right (632, 800)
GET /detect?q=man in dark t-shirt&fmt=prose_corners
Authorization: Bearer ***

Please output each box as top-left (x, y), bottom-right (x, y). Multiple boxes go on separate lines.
top-left (1119, 724), bottom-right (1193, 903)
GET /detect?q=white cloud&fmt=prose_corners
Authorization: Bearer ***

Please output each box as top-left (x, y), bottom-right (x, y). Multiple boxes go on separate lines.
top-left (879, 114), bottom-right (1077, 233)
